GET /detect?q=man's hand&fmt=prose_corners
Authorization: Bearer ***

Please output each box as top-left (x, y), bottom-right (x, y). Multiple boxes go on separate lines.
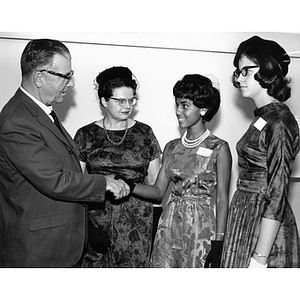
top-left (105, 175), bottom-right (130, 199)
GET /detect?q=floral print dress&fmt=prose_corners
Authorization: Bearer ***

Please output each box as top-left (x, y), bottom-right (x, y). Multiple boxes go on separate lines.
top-left (74, 120), bottom-right (161, 267)
top-left (221, 102), bottom-right (300, 268)
top-left (151, 132), bottom-right (227, 267)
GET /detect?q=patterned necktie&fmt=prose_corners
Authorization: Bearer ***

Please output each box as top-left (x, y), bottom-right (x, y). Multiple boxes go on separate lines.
top-left (50, 110), bottom-right (62, 132)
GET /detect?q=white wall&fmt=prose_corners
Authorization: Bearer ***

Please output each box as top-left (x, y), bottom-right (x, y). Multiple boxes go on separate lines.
top-left (1, 32), bottom-right (300, 231)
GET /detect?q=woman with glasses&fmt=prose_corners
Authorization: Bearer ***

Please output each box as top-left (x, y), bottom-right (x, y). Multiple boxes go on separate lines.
top-left (74, 66), bottom-right (161, 267)
top-left (221, 36), bottom-right (300, 268)
top-left (122, 74), bottom-right (232, 268)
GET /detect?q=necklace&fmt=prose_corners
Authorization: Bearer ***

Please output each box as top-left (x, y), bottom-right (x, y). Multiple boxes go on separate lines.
top-left (181, 129), bottom-right (210, 148)
top-left (103, 117), bottom-right (128, 146)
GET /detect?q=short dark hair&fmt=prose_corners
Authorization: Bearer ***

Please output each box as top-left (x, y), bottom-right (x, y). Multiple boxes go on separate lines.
top-left (173, 74), bottom-right (220, 122)
top-left (95, 66), bottom-right (138, 106)
top-left (232, 35), bottom-right (291, 102)
top-left (21, 39), bottom-right (70, 78)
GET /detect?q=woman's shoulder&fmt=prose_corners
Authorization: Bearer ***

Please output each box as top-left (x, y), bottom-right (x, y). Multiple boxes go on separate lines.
top-left (164, 137), bottom-right (181, 152)
top-left (208, 132), bottom-right (228, 146)
top-left (167, 137), bottom-right (181, 145)
top-left (75, 121), bottom-right (99, 135)
top-left (132, 120), bottom-right (155, 132)
top-left (263, 105), bottom-right (298, 134)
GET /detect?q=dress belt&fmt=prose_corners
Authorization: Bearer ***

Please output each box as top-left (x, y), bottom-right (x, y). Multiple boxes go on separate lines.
top-left (237, 178), bottom-right (267, 193)
top-left (161, 193), bottom-right (212, 228)
top-left (167, 193), bottom-right (211, 205)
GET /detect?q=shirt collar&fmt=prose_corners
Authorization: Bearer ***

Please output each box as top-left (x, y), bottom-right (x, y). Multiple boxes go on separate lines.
top-left (20, 86), bottom-right (52, 116)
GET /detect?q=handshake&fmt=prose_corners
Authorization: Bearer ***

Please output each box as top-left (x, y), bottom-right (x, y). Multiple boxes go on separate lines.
top-left (105, 174), bottom-right (136, 201)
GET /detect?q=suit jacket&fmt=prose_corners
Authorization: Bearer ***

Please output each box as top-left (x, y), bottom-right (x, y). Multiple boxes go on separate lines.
top-left (0, 89), bottom-right (106, 267)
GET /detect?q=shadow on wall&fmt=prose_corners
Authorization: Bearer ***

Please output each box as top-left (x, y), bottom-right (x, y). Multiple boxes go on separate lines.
top-left (54, 88), bottom-right (77, 122)
top-left (207, 107), bottom-right (221, 133)
top-left (234, 93), bottom-right (256, 122)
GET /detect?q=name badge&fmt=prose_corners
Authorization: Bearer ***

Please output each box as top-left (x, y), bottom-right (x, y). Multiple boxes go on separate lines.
top-left (197, 147), bottom-right (213, 157)
top-left (254, 117), bottom-right (267, 131)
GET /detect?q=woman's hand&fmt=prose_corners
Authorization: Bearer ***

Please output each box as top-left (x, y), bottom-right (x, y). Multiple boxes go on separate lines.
top-left (248, 257), bottom-right (267, 268)
top-left (204, 240), bottom-right (224, 268)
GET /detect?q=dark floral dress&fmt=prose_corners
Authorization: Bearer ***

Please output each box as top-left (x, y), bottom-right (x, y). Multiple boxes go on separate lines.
top-left (151, 132), bottom-right (228, 267)
top-left (221, 102), bottom-right (300, 268)
top-left (74, 120), bottom-right (161, 267)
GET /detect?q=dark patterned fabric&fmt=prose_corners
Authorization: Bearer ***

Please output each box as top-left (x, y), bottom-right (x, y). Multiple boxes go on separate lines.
top-left (74, 120), bottom-right (161, 267)
top-left (151, 133), bottom-right (227, 267)
top-left (222, 102), bottom-right (300, 268)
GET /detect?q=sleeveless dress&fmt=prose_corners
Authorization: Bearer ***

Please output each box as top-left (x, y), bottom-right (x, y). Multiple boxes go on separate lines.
top-left (151, 132), bottom-right (227, 268)
top-left (74, 120), bottom-right (161, 267)
top-left (221, 102), bottom-right (300, 268)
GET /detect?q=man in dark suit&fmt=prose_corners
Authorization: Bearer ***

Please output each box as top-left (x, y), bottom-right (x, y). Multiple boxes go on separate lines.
top-left (0, 38), bottom-right (129, 267)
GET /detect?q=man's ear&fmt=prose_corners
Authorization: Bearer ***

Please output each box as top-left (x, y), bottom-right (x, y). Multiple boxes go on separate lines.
top-left (33, 71), bottom-right (43, 88)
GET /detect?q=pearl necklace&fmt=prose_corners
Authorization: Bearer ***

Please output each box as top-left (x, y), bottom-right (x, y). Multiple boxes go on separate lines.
top-left (103, 117), bottom-right (128, 146)
top-left (181, 129), bottom-right (210, 148)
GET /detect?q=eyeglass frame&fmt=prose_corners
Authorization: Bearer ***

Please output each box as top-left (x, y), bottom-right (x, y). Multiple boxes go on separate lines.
top-left (107, 97), bottom-right (138, 107)
top-left (233, 65), bottom-right (259, 79)
top-left (38, 69), bottom-right (74, 82)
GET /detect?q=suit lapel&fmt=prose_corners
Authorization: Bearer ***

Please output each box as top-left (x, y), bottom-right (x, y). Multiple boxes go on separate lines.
top-left (15, 89), bottom-right (81, 170)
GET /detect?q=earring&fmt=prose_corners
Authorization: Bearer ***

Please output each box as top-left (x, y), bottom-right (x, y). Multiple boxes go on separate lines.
top-left (200, 110), bottom-right (206, 116)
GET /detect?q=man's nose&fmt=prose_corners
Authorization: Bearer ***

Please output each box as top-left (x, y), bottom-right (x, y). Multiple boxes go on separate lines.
top-left (67, 77), bottom-right (75, 88)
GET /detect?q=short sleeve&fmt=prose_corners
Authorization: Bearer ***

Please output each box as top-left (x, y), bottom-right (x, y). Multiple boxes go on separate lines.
top-left (73, 128), bottom-right (88, 163)
top-left (146, 126), bottom-right (162, 161)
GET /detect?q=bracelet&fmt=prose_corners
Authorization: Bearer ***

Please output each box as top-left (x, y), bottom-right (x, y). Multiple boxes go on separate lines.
top-left (253, 251), bottom-right (268, 259)
top-left (216, 232), bottom-right (224, 236)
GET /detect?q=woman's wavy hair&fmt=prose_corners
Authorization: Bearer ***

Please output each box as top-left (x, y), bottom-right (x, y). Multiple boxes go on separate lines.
top-left (232, 36), bottom-right (291, 102)
top-left (95, 66), bottom-right (137, 106)
top-left (173, 74), bottom-right (220, 122)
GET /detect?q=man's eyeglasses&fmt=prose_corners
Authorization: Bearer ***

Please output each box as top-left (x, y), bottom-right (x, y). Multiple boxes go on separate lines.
top-left (233, 66), bottom-right (258, 78)
top-left (39, 69), bottom-right (74, 82)
top-left (108, 97), bottom-right (138, 107)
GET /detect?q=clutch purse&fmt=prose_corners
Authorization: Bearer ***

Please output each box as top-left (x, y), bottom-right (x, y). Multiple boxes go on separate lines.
top-left (88, 223), bottom-right (111, 254)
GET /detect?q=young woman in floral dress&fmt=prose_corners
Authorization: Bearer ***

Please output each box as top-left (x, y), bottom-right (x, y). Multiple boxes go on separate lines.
top-left (127, 74), bottom-right (232, 267)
